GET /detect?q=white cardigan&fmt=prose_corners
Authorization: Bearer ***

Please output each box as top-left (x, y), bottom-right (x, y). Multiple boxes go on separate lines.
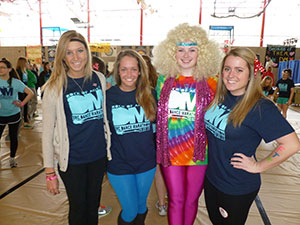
top-left (42, 71), bottom-right (111, 172)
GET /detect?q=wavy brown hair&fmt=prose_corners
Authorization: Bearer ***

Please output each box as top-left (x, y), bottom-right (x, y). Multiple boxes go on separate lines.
top-left (113, 49), bottom-right (157, 122)
top-left (142, 55), bottom-right (158, 89)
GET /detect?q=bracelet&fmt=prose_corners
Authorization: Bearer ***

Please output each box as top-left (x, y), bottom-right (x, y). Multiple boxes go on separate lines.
top-left (20, 102), bottom-right (24, 107)
top-left (46, 175), bottom-right (58, 181)
top-left (46, 172), bottom-right (56, 175)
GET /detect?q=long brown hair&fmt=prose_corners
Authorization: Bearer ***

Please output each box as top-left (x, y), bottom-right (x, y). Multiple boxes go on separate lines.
top-left (16, 57), bottom-right (27, 74)
top-left (207, 47), bottom-right (265, 127)
top-left (142, 55), bottom-right (158, 89)
top-left (113, 49), bottom-right (157, 122)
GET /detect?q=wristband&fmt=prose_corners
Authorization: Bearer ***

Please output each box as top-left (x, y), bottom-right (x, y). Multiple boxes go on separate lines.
top-left (46, 174), bottom-right (58, 181)
top-left (46, 172), bottom-right (56, 175)
top-left (20, 102), bottom-right (24, 107)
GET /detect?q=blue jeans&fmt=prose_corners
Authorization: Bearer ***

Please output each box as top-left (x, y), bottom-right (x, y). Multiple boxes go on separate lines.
top-left (108, 167), bottom-right (156, 222)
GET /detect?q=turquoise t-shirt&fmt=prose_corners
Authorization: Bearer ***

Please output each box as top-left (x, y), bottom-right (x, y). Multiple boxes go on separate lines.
top-left (0, 78), bottom-right (26, 116)
top-left (106, 74), bottom-right (116, 87)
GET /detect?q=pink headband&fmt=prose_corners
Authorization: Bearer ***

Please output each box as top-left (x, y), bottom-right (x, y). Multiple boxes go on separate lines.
top-left (254, 58), bottom-right (266, 77)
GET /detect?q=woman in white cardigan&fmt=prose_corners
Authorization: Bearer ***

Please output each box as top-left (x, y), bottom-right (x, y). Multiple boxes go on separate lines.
top-left (42, 30), bottom-right (111, 225)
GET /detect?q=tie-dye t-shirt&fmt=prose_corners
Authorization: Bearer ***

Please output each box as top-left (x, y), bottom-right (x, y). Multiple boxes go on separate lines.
top-left (156, 74), bottom-right (217, 166)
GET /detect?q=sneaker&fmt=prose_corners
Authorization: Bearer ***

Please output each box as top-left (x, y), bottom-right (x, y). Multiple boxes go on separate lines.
top-left (155, 200), bottom-right (167, 216)
top-left (98, 205), bottom-right (112, 218)
top-left (24, 124), bottom-right (33, 129)
top-left (9, 158), bottom-right (18, 168)
top-left (5, 135), bottom-right (10, 141)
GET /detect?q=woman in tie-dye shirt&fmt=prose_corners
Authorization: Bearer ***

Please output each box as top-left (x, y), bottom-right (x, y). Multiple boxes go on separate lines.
top-left (152, 23), bottom-right (222, 225)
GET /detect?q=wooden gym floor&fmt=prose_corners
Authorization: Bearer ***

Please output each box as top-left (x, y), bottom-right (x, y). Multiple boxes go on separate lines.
top-left (0, 100), bottom-right (300, 225)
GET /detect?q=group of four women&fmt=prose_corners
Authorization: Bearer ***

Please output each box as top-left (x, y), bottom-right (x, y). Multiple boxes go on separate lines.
top-left (42, 23), bottom-right (300, 225)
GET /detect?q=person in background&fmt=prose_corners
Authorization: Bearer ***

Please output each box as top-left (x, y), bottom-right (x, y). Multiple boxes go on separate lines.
top-left (38, 62), bottom-right (52, 88)
top-left (261, 76), bottom-right (274, 99)
top-left (274, 68), bottom-right (295, 118)
top-left (106, 49), bottom-right (157, 225)
top-left (152, 23), bottom-right (222, 225)
top-left (38, 61), bottom-right (45, 75)
top-left (142, 54), bottom-right (168, 216)
top-left (106, 70), bottom-right (116, 90)
top-left (16, 57), bottom-right (31, 128)
top-left (39, 62), bottom-right (52, 99)
top-left (31, 63), bottom-right (39, 93)
top-left (26, 63), bottom-right (38, 120)
top-left (92, 55), bottom-right (106, 75)
top-left (265, 55), bottom-right (274, 71)
top-left (91, 55), bottom-right (113, 218)
top-left (0, 58), bottom-right (33, 168)
top-left (261, 65), bottom-right (274, 86)
top-left (204, 47), bottom-right (300, 225)
top-left (42, 30), bottom-right (111, 225)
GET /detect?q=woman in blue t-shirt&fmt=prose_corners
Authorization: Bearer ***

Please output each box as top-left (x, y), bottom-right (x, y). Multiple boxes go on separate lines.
top-left (204, 48), bottom-right (300, 225)
top-left (0, 58), bottom-right (33, 168)
top-left (106, 49), bottom-right (157, 225)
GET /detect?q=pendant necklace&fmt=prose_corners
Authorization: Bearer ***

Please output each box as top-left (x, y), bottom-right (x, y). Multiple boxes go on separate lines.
top-left (70, 76), bottom-right (84, 94)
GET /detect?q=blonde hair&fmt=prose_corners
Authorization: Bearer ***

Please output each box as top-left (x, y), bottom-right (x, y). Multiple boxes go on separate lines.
top-left (261, 76), bottom-right (273, 92)
top-left (16, 57), bottom-right (27, 73)
top-left (42, 30), bottom-right (92, 93)
top-left (152, 23), bottom-right (222, 81)
top-left (208, 47), bottom-right (265, 127)
top-left (113, 49), bottom-right (157, 122)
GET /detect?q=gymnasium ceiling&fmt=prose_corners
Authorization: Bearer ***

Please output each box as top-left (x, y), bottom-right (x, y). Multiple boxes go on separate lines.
top-left (0, 0), bottom-right (299, 47)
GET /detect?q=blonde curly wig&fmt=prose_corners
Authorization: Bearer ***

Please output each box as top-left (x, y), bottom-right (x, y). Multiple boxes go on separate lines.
top-left (152, 23), bottom-right (223, 81)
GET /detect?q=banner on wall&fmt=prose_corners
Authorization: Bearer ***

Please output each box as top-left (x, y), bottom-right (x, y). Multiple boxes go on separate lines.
top-left (266, 45), bottom-right (296, 68)
top-left (26, 45), bottom-right (42, 64)
top-left (89, 43), bottom-right (111, 53)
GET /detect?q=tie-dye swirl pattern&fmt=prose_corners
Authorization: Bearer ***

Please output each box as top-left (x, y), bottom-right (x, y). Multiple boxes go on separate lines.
top-left (156, 74), bottom-right (217, 166)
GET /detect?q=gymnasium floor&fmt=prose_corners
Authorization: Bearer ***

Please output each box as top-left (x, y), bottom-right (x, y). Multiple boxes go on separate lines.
top-left (0, 102), bottom-right (299, 225)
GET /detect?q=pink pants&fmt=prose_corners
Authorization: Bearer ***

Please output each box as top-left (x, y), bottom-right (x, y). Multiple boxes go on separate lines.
top-left (160, 165), bottom-right (207, 225)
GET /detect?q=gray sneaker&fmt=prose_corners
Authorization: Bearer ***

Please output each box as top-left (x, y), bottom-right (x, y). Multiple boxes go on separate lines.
top-left (9, 158), bottom-right (18, 168)
top-left (98, 205), bottom-right (112, 218)
top-left (155, 200), bottom-right (167, 216)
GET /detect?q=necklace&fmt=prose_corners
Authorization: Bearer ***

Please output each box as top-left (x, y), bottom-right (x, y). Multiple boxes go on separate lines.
top-left (70, 76), bottom-right (84, 93)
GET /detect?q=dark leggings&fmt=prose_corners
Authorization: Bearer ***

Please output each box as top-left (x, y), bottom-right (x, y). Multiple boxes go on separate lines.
top-left (0, 113), bottom-right (21, 158)
top-left (204, 177), bottom-right (259, 225)
top-left (58, 157), bottom-right (107, 225)
top-left (19, 93), bottom-right (29, 123)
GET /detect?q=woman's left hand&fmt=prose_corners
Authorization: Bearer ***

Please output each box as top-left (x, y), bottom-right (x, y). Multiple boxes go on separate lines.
top-left (230, 153), bottom-right (261, 173)
top-left (12, 100), bottom-right (23, 108)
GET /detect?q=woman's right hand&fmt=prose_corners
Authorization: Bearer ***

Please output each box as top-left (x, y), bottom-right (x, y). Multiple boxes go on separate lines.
top-left (45, 168), bottom-right (60, 195)
top-left (47, 178), bottom-right (60, 195)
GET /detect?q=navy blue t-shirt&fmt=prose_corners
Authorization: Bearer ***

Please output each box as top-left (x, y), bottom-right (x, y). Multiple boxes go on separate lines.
top-left (275, 78), bottom-right (295, 98)
top-left (106, 86), bottom-right (156, 175)
top-left (63, 72), bottom-right (106, 165)
top-left (204, 93), bottom-right (294, 195)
